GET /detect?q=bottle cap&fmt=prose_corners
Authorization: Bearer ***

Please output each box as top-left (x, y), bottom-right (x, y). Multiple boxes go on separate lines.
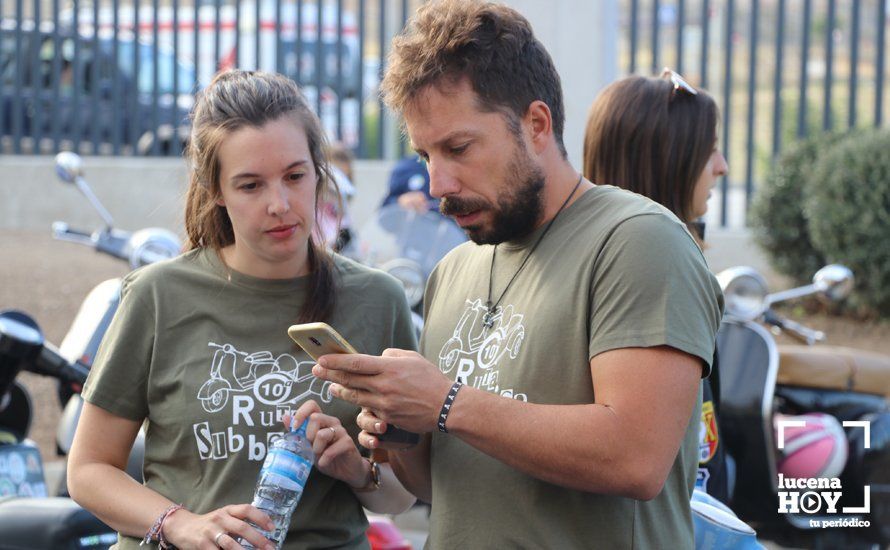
top-left (290, 417), bottom-right (310, 434)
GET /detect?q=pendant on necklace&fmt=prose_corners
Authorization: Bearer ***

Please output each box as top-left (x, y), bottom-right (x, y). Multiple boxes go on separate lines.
top-left (482, 301), bottom-right (495, 330)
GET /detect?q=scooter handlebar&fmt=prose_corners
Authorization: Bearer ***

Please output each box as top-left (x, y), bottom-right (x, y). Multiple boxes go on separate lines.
top-left (51, 222), bottom-right (94, 246)
top-left (26, 342), bottom-right (90, 386)
top-left (763, 309), bottom-right (826, 345)
top-left (51, 222), bottom-right (132, 263)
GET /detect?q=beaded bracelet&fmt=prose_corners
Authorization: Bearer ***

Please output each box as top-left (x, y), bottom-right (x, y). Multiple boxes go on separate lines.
top-left (437, 380), bottom-right (464, 433)
top-left (140, 503), bottom-right (183, 548)
top-left (157, 506), bottom-right (182, 550)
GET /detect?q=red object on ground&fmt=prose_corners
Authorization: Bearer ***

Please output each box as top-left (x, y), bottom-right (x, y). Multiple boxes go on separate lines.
top-left (366, 515), bottom-right (412, 550)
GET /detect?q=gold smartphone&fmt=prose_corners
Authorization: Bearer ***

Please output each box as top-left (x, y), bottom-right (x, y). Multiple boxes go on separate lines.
top-left (287, 322), bottom-right (358, 360)
top-left (287, 322), bottom-right (420, 449)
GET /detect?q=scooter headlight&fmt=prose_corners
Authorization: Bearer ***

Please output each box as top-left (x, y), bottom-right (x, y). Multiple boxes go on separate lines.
top-left (380, 259), bottom-right (425, 310)
top-left (717, 267), bottom-right (769, 321)
top-left (126, 228), bottom-right (182, 269)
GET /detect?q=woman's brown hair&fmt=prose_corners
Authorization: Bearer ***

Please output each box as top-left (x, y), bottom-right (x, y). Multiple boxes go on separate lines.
top-left (583, 74), bottom-right (718, 239)
top-left (183, 70), bottom-right (337, 322)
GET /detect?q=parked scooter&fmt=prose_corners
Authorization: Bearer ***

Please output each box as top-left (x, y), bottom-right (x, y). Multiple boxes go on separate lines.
top-left (49, 152), bottom-right (182, 493)
top-left (0, 310), bottom-right (117, 548)
top-left (716, 264), bottom-right (890, 548)
top-left (0, 151), bottom-right (181, 547)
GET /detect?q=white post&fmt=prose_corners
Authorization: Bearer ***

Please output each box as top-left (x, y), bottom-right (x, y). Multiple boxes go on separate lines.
top-left (501, 0), bottom-right (619, 168)
top-left (382, 0), bottom-right (406, 160)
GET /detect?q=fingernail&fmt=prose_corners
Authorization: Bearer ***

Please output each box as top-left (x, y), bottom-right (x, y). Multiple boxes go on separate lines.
top-left (312, 364), bottom-right (324, 376)
top-left (375, 422), bottom-right (382, 431)
top-left (369, 438), bottom-right (377, 449)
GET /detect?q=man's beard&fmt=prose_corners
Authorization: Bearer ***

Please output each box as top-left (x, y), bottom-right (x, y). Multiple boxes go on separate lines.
top-left (439, 147), bottom-right (546, 245)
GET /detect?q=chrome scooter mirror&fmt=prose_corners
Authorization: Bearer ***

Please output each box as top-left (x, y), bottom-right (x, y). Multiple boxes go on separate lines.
top-left (812, 264), bottom-right (854, 302)
top-left (716, 267), bottom-right (770, 321)
top-left (54, 151), bottom-right (83, 184)
top-left (54, 152), bottom-right (115, 229)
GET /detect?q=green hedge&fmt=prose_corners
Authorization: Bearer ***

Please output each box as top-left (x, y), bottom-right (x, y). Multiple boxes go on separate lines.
top-left (749, 135), bottom-right (835, 283)
top-left (752, 129), bottom-right (890, 318)
top-left (805, 129), bottom-right (890, 316)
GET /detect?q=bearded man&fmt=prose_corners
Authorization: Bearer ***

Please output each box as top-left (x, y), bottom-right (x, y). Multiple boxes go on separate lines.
top-left (313, 1), bottom-right (724, 547)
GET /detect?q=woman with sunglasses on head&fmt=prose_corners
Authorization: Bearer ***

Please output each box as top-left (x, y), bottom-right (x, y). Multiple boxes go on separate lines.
top-left (583, 69), bottom-right (728, 246)
top-left (583, 69), bottom-right (730, 502)
top-left (66, 70), bottom-right (416, 550)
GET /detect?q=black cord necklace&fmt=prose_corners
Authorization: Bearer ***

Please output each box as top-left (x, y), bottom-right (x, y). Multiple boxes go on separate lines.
top-left (482, 174), bottom-right (585, 330)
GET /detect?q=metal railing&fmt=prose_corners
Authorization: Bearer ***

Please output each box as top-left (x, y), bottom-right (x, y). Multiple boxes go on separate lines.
top-left (0, 0), bottom-right (421, 159)
top-left (621, 0), bottom-right (888, 227)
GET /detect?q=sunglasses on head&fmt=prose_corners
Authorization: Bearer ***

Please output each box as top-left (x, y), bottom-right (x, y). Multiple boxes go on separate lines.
top-left (661, 68), bottom-right (698, 99)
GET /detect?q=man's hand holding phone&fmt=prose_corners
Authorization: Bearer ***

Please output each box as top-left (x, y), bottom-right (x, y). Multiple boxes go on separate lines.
top-left (311, 347), bottom-right (455, 437)
top-left (288, 323), bottom-right (423, 450)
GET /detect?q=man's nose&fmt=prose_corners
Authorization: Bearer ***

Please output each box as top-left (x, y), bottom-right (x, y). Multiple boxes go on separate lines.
top-left (427, 159), bottom-right (460, 198)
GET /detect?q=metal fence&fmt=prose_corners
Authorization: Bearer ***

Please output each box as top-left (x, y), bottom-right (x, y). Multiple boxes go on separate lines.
top-left (621, 0), bottom-right (889, 227)
top-left (0, 0), bottom-right (420, 159)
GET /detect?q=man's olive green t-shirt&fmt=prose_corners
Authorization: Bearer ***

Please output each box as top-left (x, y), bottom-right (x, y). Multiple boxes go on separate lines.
top-left (421, 185), bottom-right (724, 549)
top-left (82, 249), bottom-right (417, 550)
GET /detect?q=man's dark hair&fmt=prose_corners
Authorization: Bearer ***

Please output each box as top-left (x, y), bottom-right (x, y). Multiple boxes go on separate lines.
top-left (381, 0), bottom-right (566, 157)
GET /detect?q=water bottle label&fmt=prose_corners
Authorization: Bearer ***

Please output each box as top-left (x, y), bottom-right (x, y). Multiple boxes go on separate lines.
top-left (261, 448), bottom-right (312, 488)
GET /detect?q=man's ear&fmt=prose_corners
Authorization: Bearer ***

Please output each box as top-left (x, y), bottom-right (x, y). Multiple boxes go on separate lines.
top-left (524, 100), bottom-right (553, 154)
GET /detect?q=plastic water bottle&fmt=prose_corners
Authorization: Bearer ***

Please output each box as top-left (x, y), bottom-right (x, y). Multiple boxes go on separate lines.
top-left (241, 419), bottom-right (314, 550)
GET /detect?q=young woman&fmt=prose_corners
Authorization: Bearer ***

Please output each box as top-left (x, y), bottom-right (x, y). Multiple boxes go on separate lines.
top-left (583, 69), bottom-right (730, 502)
top-left (583, 69), bottom-right (728, 244)
top-left (67, 70), bottom-right (416, 550)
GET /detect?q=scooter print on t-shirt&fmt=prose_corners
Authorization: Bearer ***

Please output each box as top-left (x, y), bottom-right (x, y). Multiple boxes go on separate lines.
top-left (193, 342), bottom-right (331, 461)
top-left (437, 298), bottom-right (528, 401)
